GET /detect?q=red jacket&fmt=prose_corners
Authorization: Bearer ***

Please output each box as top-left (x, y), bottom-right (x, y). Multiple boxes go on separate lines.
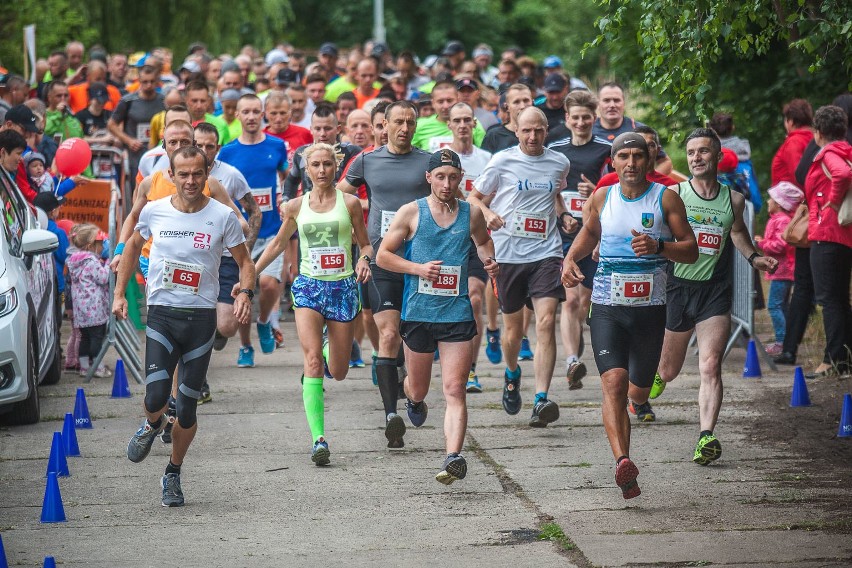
top-left (772, 128), bottom-right (813, 188)
top-left (805, 140), bottom-right (852, 247)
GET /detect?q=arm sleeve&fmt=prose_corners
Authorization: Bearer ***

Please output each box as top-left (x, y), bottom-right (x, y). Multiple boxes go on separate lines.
top-left (56, 177), bottom-right (77, 197)
top-left (15, 162), bottom-right (37, 202)
top-left (223, 210), bottom-right (246, 249)
top-left (473, 158), bottom-right (501, 196)
top-left (758, 216), bottom-right (790, 255)
top-left (135, 203), bottom-right (152, 240)
top-left (344, 153), bottom-right (366, 187)
top-left (111, 98), bottom-right (129, 125)
top-left (823, 151), bottom-right (852, 206)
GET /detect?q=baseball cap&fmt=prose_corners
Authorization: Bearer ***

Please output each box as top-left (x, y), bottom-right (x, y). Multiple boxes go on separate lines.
top-left (24, 152), bottom-right (46, 167)
top-left (179, 60), bottom-right (201, 74)
top-left (428, 148), bottom-right (462, 171)
top-left (0, 66), bottom-right (9, 86)
top-left (95, 230), bottom-right (109, 242)
top-left (318, 43), bottom-right (339, 57)
top-left (456, 78), bottom-right (479, 91)
top-left (371, 42), bottom-right (390, 58)
top-left (265, 49), bottom-right (290, 66)
top-left (220, 89), bottom-right (241, 102)
top-left (88, 82), bottom-right (110, 103)
top-left (220, 59), bottom-right (240, 74)
top-left (472, 46), bottom-right (493, 59)
top-left (442, 41), bottom-right (465, 57)
top-left (543, 73), bottom-right (568, 93)
top-left (33, 192), bottom-right (66, 213)
top-left (543, 55), bottom-right (563, 69)
top-left (276, 68), bottom-right (299, 85)
top-left (5, 105), bottom-right (40, 133)
top-left (611, 132), bottom-right (649, 158)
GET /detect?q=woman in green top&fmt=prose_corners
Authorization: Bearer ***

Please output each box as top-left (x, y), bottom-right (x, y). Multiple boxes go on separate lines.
top-left (251, 143), bottom-right (373, 466)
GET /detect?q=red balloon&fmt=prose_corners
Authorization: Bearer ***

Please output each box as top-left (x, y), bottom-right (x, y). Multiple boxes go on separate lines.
top-left (54, 138), bottom-right (92, 177)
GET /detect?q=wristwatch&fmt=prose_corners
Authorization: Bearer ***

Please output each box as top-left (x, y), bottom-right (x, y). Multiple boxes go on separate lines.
top-left (359, 254), bottom-right (371, 263)
top-left (239, 288), bottom-right (255, 301)
top-left (747, 252), bottom-right (762, 267)
top-left (657, 239), bottom-right (665, 254)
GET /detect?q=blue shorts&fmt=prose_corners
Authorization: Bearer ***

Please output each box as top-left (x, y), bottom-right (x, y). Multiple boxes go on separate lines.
top-left (291, 275), bottom-right (361, 322)
top-left (217, 256), bottom-right (240, 305)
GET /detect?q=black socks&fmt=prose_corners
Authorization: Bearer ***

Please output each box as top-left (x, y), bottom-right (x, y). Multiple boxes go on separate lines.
top-left (376, 357), bottom-right (399, 415)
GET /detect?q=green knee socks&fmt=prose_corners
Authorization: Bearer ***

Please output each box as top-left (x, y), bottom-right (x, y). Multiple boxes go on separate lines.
top-left (302, 376), bottom-right (325, 442)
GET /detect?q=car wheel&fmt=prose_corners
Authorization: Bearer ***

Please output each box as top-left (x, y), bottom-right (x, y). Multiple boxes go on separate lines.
top-left (7, 332), bottom-right (40, 425)
top-left (41, 343), bottom-right (62, 386)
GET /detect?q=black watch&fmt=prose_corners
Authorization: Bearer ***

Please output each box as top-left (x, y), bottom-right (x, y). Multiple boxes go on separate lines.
top-left (239, 288), bottom-right (255, 301)
top-left (747, 252), bottom-right (761, 267)
top-left (657, 239), bottom-right (665, 254)
top-left (560, 212), bottom-right (573, 221)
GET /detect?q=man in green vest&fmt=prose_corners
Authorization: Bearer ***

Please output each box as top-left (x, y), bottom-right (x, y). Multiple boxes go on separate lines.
top-left (411, 79), bottom-right (485, 152)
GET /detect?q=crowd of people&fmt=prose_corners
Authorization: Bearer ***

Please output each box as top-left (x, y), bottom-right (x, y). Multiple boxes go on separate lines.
top-left (0, 38), bottom-right (850, 508)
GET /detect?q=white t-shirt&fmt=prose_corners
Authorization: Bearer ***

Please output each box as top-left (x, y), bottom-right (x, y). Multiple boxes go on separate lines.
top-left (210, 159), bottom-right (252, 259)
top-left (474, 146), bottom-right (570, 263)
top-left (458, 146), bottom-right (492, 198)
top-left (137, 197), bottom-right (245, 308)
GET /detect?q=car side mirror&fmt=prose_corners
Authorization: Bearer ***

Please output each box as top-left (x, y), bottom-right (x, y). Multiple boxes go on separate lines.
top-left (22, 228), bottom-right (59, 257)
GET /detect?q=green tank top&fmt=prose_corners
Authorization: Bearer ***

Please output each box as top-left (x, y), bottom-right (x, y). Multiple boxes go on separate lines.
top-left (672, 181), bottom-right (735, 282)
top-left (297, 190), bottom-right (354, 281)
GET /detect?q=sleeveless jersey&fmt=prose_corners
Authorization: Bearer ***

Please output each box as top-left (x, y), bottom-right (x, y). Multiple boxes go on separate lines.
top-left (297, 190), bottom-right (354, 281)
top-left (142, 170), bottom-right (211, 259)
top-left (592, 183), bottom-right (671, 306)
top-left (671, 181), bottom-right (734, 283)
top-left (402, 199), bottom-right (473, 323)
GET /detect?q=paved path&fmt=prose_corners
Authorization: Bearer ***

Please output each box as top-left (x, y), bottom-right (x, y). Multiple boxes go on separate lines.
top-left (2, 317), bottom-right (851, 567)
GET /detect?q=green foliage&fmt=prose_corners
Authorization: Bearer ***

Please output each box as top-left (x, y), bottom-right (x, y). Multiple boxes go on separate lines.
top-left (538, 522), bottom-right (575, 550)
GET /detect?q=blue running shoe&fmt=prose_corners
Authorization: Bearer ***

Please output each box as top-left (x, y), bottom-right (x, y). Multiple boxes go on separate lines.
top-left (237, 345), bottom-right (255, 368)
top-left (257, 321), bottom-right (275, 354)
top-left (485, 328), bottom-right (502, 364)
top-left (466, 371), bottom-right (483, 393)
top-left (350, 340), bottom-right (365, 368)
top-left (161, 472), bottom-right (184, 507)
top-left (371, 353), bottom-right (378, 386)
top-left (406, 399), bottom-right (428, 427)
top-left (311, 438), bottom-right (330, 466)
top-left (519, 336), bottom-right (534, 361)
top-left (434, 349), bottom-right (440, 361)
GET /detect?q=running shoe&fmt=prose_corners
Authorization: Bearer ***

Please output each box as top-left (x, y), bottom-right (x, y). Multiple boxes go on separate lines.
top-left (371, 353), bottom-right (378, 386)
top-left (628, 400), bottom-right (655, 422)
top-left (161, 397), bottom-right (176, 444)
top-left (273, 328), bottom-right (285, 349)
top-left (434, 349), bottom-right (440, 361)
top-left (615, 458), bottom-right (641, 499)
top-left (567, 361), bottom-right (586, 390)
top-left (519, 336), bottom-right (534, 360)
top-left (311, 438), bottom-right (331, 466)
top-left (502, 369), bottom-right (522, 415)
top-left (161, 473), bottom-right (184, 507)
top-left (237, 345), bottom-right (255, 368)
top-left (212, 330), bottom-right (228, 352)
top-left (257, 321), bottom-right (275, 353)
top-left (350, 339), bottom-right (365, 368)
top-left (485, 328), bottom-right (502, 364)
top-left (693, 433), bottom-right (722, 466)
top-left (529, 399), bottom-right (560, 427)
top-left (466, 371), bottom-right (483, 393)
top-left (92, 365), bottom-right (112, 378)
top-left (436, 453), bottom-right (467, 485)
top-left (127, 415), bottom-right (167, 463)
top-left (649, 373), bottom-right (666, 399)
top-left (198, 381), bottom-right (212, 404)
top-left (385, 413), bottom-right (406, 448)
top-left (406, 399), bottom-right (428, 427)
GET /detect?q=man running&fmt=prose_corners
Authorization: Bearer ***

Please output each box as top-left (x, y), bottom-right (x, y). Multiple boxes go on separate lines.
top-left (562, 132), bottom-right (697, 499)
top-left (114, 146), bottom-right (255, 507)
top-left (377, 148), bottom-right (498, 484)
top-left (468, 106), bottom-right (573, 427)
top-left (337, 100), bottom-right (431, 448)
top-left (411, 79), bottom-right (486, 152)
top-left (645, 128), bottom-right (777, 464)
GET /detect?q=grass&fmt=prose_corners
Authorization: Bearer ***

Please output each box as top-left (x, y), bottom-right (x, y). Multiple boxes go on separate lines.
top-left (537, 522), bottom-right (575, 550)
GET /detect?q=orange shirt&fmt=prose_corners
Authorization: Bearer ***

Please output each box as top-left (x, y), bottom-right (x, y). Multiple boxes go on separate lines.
top-left (352, 88), bottom-right (379, 109)
top-left (68, 82), bottom-right (122, 113)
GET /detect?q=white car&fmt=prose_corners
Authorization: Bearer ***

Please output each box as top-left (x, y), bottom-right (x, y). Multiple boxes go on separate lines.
top-left (0, 177), bottom-right (62, 425)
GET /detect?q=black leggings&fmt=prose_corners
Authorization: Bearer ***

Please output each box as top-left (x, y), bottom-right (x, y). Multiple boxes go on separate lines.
top-left (144, 305), bottom-right (216, 428)
top-left (782, 247), bottom-right (817, 356)
top-left (79, 324), bottom-right (106, 361)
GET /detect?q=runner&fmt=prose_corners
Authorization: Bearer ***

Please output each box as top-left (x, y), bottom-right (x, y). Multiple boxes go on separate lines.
top-left (217, 94), bottom-right (289, 368)
top-left (262, 92), bottom-right (312, 165)
top-left (646, 128), bottom-right (778, 463)
top-left (468, 106), bottom-right (573, 427)
top-left (561, 132), bottom-right (697, 498)
top-left (337, 100), bottom-right (431, 448)
top-left (377, 148), bottom-right (498, 484)
top-left (247, 142), bottom-right (372, 465)
top-left (547, 89), bottom-right (612, 390)
top-left (446, 102), bottom-right (493, 393)
top-left (113, 145), bottom-right (255, 507)
top-left (411, 79), bottom-right (485, 152)
top-left (135, 105), bottom-right (192, 183)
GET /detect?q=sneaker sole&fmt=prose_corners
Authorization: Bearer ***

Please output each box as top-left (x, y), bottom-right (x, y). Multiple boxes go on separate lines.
top-left (435, 470), bottom-right (460, 485)
top-left (436, 460), bottom-right (467, 485)
top-left (466, 382), bottom-right (483, 393)
top-left (529, 402), bottom-right (560, 427)
top-left (312, 446), bottom-right (331, 466)
top-left (385, 414), bottom-right (406, 447)
top-left (638, 413), bottom-right (656, 423)
top-left (198, 394), bottom-right (212, 405)
top-left (127, 417), bottom-right (166, 463)
top-left (615, 459), bottom-right (641, 499)
top-left (567, 363), bottom-right (587, 390)
top-left (694, 439), bottom-right (722, 465)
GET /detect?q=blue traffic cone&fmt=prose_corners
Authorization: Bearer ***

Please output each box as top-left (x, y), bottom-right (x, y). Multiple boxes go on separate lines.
top-left (0, 533), bottom-right (8, 568)
top-left (73, 387), bottom-right (92, 429)
top-left (743, 340), bottom-right (762, 378)
top-left (45, 432), bottom-right (69, 478)
top-left (838, 393), bottom-right (852, 438)
top-left (44, 557), bottom-right (56, 568)
top-left (62, 413), bottom-right (81, 457)
top-left (110, 359), bottom-right (131, 398)
top-left (790, 367), bottom-right (811, 407)
top-left (40, 472), bottom-right (66, 523)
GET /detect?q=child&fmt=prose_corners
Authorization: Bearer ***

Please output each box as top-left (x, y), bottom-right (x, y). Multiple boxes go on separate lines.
top-left (24, 152), bottom-right (54, 194)
top-left (756, 182), bottom-right (802, 356)
top-left (33, 192), bottom-right (70, 298)
top-left (67, 224), bottom-right (112, 378)
top-left (63, 224), bottom-right (81, 371)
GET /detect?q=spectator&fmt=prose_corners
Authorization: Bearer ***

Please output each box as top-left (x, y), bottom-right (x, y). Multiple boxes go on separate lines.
top-left (0, 73), bottom-right (28, 122)
top-left (710, 111), bottom-right (762, 210)
top-left (32, 192), bottom-right (69, 296)
top-left (772, 98), bottom-right (814, 188)
top-left (1, 106), bottom-right (41, 202)
top-left (44, 81), bottom-right (85, 142)
top-left (108, 53), bottom-right (129, 93)
top-left (25, 152), bottom-right (53, 193)
top-left (67, 60), bottom-right (122, 113)
top-left (74, 82), bottom-right (116, 145)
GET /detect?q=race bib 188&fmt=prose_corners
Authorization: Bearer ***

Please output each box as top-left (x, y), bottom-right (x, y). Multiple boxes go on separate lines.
top-left (418, 265), bottom-right (461, 296)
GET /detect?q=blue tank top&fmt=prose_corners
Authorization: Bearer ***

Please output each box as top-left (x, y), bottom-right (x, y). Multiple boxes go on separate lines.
top-left (592, 183), bottom-right (671, 306)
top-left (402, 198), bottom-right (473, 323)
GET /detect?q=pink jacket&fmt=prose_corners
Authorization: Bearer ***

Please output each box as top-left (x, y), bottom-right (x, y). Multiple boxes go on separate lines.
top-left (805, 140), bottom-right (852, 247)
top-left (757, 212), bottom-right (795, 281)
top-left (67, 250), bottom-right (111, 328)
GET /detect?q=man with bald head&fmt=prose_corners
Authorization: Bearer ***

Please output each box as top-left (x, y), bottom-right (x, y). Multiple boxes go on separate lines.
top-left (352, 58), bottom-right (380, 109)
top-left (345, 109), bottom-right (374, 147)
top-left (468, 106), bottom-right (574, 428)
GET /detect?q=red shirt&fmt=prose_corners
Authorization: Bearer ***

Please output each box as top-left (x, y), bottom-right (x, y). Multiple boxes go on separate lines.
top-left (594, 170), bottom-right (678, 191)
top-left (771, 128), bottom-right (813, 188)
top-left (263, 125), bottom-right (313, 165)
